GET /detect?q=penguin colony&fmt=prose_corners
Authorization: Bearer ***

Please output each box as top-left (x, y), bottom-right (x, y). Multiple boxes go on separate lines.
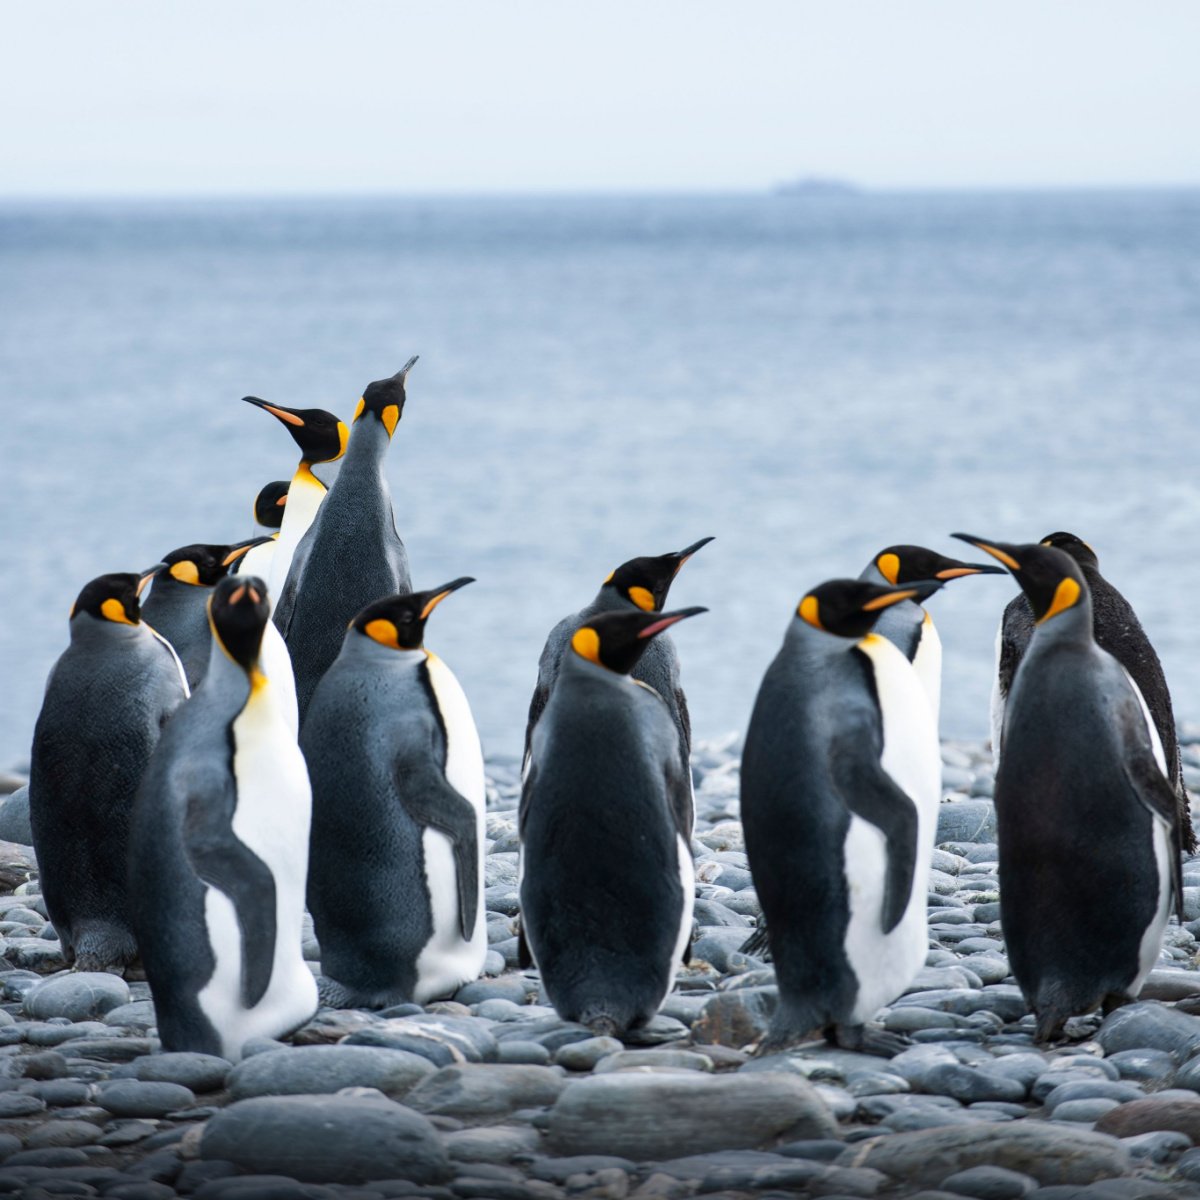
top-left (27, 362), bottom-right (1194, 1063)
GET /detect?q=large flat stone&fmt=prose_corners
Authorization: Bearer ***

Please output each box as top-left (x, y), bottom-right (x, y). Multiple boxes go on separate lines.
top-left (227, 1045), bottom-right (434, 1100)
top-left (404, 1063), bottom-right (567, 1117)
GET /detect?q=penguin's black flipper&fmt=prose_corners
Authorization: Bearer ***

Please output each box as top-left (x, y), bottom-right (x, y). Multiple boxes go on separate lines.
top-left (831, 739), bottom-right (920, 935)
top-left (181, 777), bottom-right (277, 1009)
top-left (400, 767), bottom-right (479, 942)
top-left (674, 687), bottom-right (693, 757)
top-left (523, 684), bottom-right (549, 766)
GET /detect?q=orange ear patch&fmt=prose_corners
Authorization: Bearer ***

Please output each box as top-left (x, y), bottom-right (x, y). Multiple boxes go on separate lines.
top-left (571, 627), bottom-right (602, 664)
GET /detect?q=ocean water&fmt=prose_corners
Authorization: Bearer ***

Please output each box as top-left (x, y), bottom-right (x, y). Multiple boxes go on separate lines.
top-left (3, 190), bottom-right (1199, 771)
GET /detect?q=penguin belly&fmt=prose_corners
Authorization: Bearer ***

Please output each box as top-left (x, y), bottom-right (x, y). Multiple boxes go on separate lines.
top-left (196, 686), bottom-right (316, 1059)
top-left (909, 614), bottom-right (943, 727)
top-left (237, 538), bottom-right (276, 587)
top-left (259, 623), bottom-right (298, 735)
top-left (269, 470), bottom-right (324, 602)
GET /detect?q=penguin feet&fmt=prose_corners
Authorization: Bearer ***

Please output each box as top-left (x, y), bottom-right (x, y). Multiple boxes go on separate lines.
top-left (830, 1022), bottom-right (911, 1058)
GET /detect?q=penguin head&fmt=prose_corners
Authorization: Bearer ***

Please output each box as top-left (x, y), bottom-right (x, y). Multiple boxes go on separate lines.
top-left (796, 579), bottom-right (945, 639)
top-left (253, 481), bottom-right (290, 530)
top-left (242, 398), bottom-right (349, 465)
top-left (353, 357), bottom-right (419, 439)
top-left (603, 536), bottom-right (715, 612)
top-left (570, 606), bottom-right (707, 675)
top-left (70, 568), bottom-right (161, 626)
top-left (352, 576), bottom-right (474, 651)
top-left (867, 545), bottom-right (1006, 586)
top-left (952, 534), bottom-right (1089, 625)
top-left (208, 575), bottom-right (271, 673)
top-left (1039, 531), bottom-right (1099, 571)
top-left (161, 539), bottom-right (273, 587)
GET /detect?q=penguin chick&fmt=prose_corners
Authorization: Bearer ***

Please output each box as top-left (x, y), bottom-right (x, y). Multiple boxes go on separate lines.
top-left (30, 569), bottom-right (188, 973)
top-left (130, 575), bottom-right (317, 1060)
top-left (241, 397), bottom-right (348, 607)
top-left (234, 480), bottom-right (290, 582)
top-left (956, 534), bottom-right (1181, 1042)
top-left (524, 536), bottom-right (714, 789)
top-left (303, 577), bottom-right (485, 1008)
top-left (520, 605), bottom-right (706, 1036)
top-left (280, 359), bottom-right (419, 722)
top-left (992, 530), bottom-right (1195, 853)
top-left (858, 545), bottom-right (1004, 727)
top-left (740, 578), bottom-right (944, 1057)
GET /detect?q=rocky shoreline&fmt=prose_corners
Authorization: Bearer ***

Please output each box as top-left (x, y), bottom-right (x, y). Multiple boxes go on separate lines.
top-left (0, 738), bottom-right (1200, 1197)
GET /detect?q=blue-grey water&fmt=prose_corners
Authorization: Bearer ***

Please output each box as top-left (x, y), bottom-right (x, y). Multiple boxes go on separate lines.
top-left (3, 191), bottom-right (1200, 771)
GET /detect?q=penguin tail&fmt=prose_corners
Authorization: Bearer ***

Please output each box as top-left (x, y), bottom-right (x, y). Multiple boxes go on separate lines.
top-left (739, 924), bottom-right (772, 960)
top-left (579, 1010), bottom-right (624, 1039)
top-left (72, 923), bottom-right (138, 975)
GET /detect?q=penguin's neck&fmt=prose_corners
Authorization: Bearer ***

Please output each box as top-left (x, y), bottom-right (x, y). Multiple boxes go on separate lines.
top-left (589, 584), bottom-right (640, 614)
top-left (559, 648), bottom-right (638, 690)
top-left (69, 614), bottom-right (152, 650)
top-left (339, 418), bottom-right (391, 487)
top-left (339, 632), bottom-right (425, 671)
top-left (144, 577), bottom-right (209, 619)
top-left (1028, 591), bottom-right (1095, 652)
top-left (783, 618), bottom-right (857, 665)
top-left (308, 457), bottom-right (342, 490)
top-left (199, 641), bottom-right (255, 713)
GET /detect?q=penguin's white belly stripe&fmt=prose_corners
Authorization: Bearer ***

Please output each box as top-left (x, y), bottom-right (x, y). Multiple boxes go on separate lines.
top-left (1136, 816), bottom-right (1174, 989)
top-left (239, 540), bottom-right (276, 585)
top-left (1123, 668), bottom-right (1168, 777)
top-left (989, 619), bottom-right (1005, 767)
top-left (910, 615), bottom-right (942, 729)
top-left (671, 834), bottom-right (696, 986)
top-left (147, 626), bottom-right (190, 697)
top-left (196, 684), bottom-right (316, 1059)
top-left (268, 473), bottom-right (324, 601)
top-left (259, 624), bottom-right (298, 736)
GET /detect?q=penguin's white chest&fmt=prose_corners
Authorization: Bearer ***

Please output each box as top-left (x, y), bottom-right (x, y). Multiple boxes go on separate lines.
top-left (197, 684), bottom-right (317, 1058)
top-left (412, 653), bottom-right (488, 1003)
top-left (842, 635), bottom-right (941, 1023)
top-left (239, 538), bottom-right (277, 586)
top-left (910, 613), bottom-right (943, 728)
top-left (269, 473), bottom-right (325, 600)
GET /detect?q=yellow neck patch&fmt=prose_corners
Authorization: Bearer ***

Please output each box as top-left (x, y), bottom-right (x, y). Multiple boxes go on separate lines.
top-left (364, 618), bottom-right (402, 649)
top-left (382, 404), bottom-right (400, 437)
top-left (100, 598), bottom-right (135, 625)
top-left (627, 586), bottom-right (655, 612)
top-left (876, 552), bottom-right (901, 585)
top-left (169, 561), bottom-right (200, 585)
top-left (1038, 576), bottom-right (1082, 624)
top-left (798, 595), bottom-right (823, 629)
top-left (250, 666), bottom-right (269, 695)
top-left (572, 626), bottom-right (602, 664)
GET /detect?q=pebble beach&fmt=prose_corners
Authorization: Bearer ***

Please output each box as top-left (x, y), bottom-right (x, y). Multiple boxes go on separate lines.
top-left (0, 736), bottom-right (1198, 1197)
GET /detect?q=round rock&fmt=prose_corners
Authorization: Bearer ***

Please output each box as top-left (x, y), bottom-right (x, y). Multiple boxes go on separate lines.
top-left (941, 1164), bottom-right (1036, 1198)
top-left (24, 972), bottom-right (131, 1021)
top-left (95, 1080), bottom-right (196, 1117)
top-left (228, 1046), bottom-right (434, 1101)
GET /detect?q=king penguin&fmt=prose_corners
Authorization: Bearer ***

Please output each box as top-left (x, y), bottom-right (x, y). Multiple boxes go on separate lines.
top-left (280, 360), bottom-right (418, 722)
top-left (240, 397), bottom-right (348, 608)
top-left (233, 480), bottom-right (290, 583)
top-left (740, 578), bottom-right (944, 1054)
top-left (130, 575), bottom-right (317, 1060)
top-left (955, 534), bottom-right (1181, 1040)
top-left (991, 531), bottom-right (1195, 853)
top-left (302, 578), bottom-right (485, 1007)
top-left (520, 606), bottom-right (706, 1035)
top-left (141, 540), bottom-right (270, 688)
top-left (523, 536), bottom-right (713, 780)
top-left (29, 569), bottom-right (189, 972)
top-left (858, 545), bottom-right (1004, 726)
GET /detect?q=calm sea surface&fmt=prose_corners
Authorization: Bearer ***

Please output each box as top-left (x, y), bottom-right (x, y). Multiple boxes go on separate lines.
top-left (3, 191), bottom-right (1199, 770)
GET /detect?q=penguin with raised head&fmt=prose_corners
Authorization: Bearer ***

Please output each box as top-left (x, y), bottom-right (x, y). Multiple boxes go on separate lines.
top-left (303, 578), bottom-right (484, 1007)
top-left (233, 481), bottom-right (290, 583)
top-left (524, 536), bottom-right (713, 777)
top-left (740, 578), bottom-right (943, 1055)
top-left (141, 540), bottom-right (270, 688)
top-left (991, 531), bottom-right (1194, 852)
top-left (520, 606), bottom-right (705, 1035)
top-left (240, 397), bottom-right (348, 607)
top-left (130, 575), bottom-right (317, 1060)
top-left (29, 569), bottom-right (189, 972)
top-left (859, 545), bottom-right (1004, 725)
top-left (955, 534), bottom-right (1180, 1041)
top-left (281, 360), bottom-right (418, 722)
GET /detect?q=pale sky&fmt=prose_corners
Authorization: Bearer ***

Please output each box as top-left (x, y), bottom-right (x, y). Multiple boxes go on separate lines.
top-left (3, 0), bottom-right (1199, 196)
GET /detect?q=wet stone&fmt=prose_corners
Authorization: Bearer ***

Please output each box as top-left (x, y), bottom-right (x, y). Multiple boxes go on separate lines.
top-left (940, 1165), bottom-right (1037, 1198)
top-left (23, 975), bottom-right (130, 1022)
top-left (344, 1016), bottom-right (498, 1066)
top-left (1095, 1001), bottom-right (1200, 1059)
top-left (227, 1046), bottom-right (434, 1101)
top-left (94, 1081), bottom-right (196, 1118)
top-left (405, 1064), bottom-right (567, 1118)
top-left (493, 1040), bottom-right (550, 1065)
top-left (22, 1119), bottom-right (103, 1148)
top-left (1120, 1129), bottom-right (1192, 1163)
top-left (554, 1038), bottom-right (623, 1072)
top-left (1050, 1097), bottom-right (1122, 1122)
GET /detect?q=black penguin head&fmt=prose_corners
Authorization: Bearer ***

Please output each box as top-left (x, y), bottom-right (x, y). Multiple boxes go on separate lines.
top-left (70, 568), bottom-right (161, 625)
top-left (868, 545), bottom-right (1006, 586)
top-left (570, 606), bottom-right (707, 675)
top-left (242, 397), bottom-right (349, 465)
top-left (352, 576), bottom-right (474, 651)
top-left (1039, 531), bottom-right (1099, 571)
top-left (797, 579), bottom-right (945, 639)
top-left (208, 576), bottom-right (270, 672)
top-left (952, 534), bottom-right (1089, 625)
top-left (603, 537), bottom-right (715, 612)
top-left (353, 357), bottom-right (419, 440)
top-left (253, 481), bottom-right (290, 530)
top-left (161, 540), bottom-right (272, 587)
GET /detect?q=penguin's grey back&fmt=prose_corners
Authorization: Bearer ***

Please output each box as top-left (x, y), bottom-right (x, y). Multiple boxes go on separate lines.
top-left (141, 578), bottom-right (213, 688)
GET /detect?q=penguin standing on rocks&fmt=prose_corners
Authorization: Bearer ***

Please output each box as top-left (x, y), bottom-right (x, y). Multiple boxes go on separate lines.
top-left (233, 481), bottom-right (290, 583)
top-left (991, 531), bottom-right (1195, 853)
top-left (524, 537), bottom-right (713, 779)
top-left (279, 360), bottom-right (418, 721)
top-left (858, 545), bottom-right (1004, 726)
top-left (29, 569), bottom-right (189, 972)
top-left (240, 398), bottom-right (348, 607)
top-left (303, 579), bottom-right (485, 1007)
top-left (520, 606), bottom-right (706, 1035)
top-left (955, 534), bottom-right (1181, 1041)
top-left (130, 576), bottom-right (317, 1060)
top-left (141, 540), bottom-right (269, 688)
top-left (740, 579), bottom-right (944, 1055)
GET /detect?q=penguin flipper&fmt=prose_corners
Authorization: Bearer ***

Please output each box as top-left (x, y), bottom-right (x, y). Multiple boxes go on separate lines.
top-left (831, 742), bottom-right (919, 935)
top-left (402, 770), bottom-right (480, 942)
top-left (182, 784), bottom-right (277, 1009)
